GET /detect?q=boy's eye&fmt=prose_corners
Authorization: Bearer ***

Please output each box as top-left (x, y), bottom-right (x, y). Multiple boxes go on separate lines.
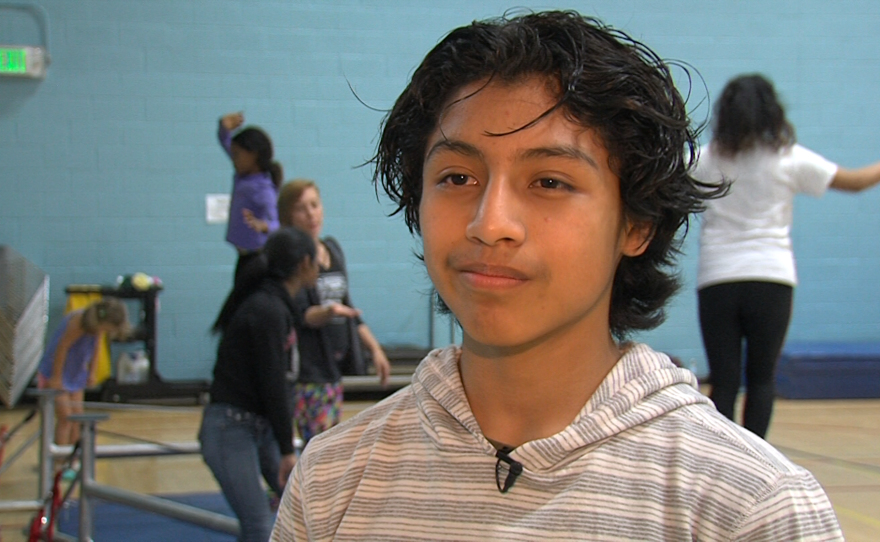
top-left (535, 178), bottom-right (568, 190)
top-left (442, 174), bottom-right (472, 186)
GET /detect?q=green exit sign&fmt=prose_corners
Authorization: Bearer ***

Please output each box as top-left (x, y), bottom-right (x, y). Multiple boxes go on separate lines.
top-left (0, 47), bottom-right (26, 74)
top-left (0, 46), bottom-right (47, 78)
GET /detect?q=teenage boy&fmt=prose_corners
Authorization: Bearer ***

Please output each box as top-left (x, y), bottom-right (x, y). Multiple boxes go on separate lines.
top-left (272, 10), bottom-right (842, 541)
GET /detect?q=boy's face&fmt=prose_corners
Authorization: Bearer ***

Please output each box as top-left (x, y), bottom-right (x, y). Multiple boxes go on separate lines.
top-left (419, 77), bottom-right (650, 352)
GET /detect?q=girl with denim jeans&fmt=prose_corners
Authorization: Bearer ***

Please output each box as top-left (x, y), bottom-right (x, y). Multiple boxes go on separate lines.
top-left (199, 227), bottom-right (318, 541)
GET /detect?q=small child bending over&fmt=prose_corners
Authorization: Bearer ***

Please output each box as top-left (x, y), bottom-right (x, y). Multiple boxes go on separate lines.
top-left (37, 298), bottom-right (129, 448)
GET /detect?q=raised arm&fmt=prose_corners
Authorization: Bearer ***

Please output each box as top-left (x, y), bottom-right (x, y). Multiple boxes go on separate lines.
top-left (217, 111), bottom-right (244, 158)
top-left (829, 160), bottom-right (880, 192)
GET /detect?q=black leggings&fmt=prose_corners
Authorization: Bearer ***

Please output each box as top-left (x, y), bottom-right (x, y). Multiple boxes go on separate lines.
top-left (698, 281), bottom-right (793, 438)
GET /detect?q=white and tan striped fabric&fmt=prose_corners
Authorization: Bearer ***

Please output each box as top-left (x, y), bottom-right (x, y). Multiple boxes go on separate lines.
top-left (271, 343), bottom-right (842, 541)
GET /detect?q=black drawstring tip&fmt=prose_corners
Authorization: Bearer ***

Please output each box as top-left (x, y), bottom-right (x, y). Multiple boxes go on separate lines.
top-left (495, 447), bottom-right (524, 493)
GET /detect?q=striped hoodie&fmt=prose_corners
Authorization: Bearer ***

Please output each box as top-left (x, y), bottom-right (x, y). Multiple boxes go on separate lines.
top-left (271, 343), bottom-right (842, 541)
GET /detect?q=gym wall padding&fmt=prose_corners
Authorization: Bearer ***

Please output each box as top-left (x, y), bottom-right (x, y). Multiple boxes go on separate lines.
top-left (2, 1), bottom-right (879, 381)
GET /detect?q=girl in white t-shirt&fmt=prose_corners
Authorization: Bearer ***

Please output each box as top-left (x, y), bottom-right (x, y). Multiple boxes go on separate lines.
top-left (693, 73), bottom-right (880, 438)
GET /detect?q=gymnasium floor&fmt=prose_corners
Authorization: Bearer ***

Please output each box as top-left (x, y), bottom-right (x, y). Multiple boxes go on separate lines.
top-left (1, 392), bottom-right (879, 541)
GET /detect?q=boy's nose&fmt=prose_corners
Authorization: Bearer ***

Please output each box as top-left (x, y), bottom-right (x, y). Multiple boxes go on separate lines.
top-left (465, 178), bottom-right (525, 246)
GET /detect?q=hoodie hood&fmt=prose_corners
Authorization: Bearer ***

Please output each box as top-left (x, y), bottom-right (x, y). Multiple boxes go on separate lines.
top-left (412, 342), bottom-right (709, 474)
top-left (280, 342), bottom-right (841, 541)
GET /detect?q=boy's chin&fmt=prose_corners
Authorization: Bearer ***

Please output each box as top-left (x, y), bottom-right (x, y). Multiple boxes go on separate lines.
top-left (460, 326), bottom-right (538, 355)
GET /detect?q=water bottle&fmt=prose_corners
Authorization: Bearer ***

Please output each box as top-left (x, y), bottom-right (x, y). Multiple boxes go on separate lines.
top-left (118, 350), bottom-right (150, 384)
top-left (129, 350), bottom-right (150, 384)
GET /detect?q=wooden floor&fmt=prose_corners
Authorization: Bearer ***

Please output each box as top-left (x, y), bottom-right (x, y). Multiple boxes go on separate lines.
top-left (1, 392), bottom-right (879, 541)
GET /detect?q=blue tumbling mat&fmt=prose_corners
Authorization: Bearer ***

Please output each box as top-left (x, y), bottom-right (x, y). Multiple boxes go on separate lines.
top-left (54, 492), bottom-right (237, 541)
top-left (777, 342), bottom-right (880, 399)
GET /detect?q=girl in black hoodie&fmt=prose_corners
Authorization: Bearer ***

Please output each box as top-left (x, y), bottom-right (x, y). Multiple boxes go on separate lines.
top-left (199, 226), bottom-right (318, 542)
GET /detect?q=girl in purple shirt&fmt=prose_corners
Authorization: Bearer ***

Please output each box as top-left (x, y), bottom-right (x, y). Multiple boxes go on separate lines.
top-left (38, 299), bottom-right (129, 448)
top-left (217, 111), bottom-right (283, 279)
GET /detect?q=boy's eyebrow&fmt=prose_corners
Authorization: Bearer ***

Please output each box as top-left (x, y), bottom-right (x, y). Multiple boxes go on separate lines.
top-left (425, 140), bottom-right (599, 171)
top-left (521, 146), bottom-right (599, 170)
top-left (425, 139), bottom-right (484, 162)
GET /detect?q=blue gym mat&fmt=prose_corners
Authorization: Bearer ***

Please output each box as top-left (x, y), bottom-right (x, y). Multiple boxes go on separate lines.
top-left (54, 492), bottom-right (237, 541)
top-left (777, 342), bottom-right (880, 399)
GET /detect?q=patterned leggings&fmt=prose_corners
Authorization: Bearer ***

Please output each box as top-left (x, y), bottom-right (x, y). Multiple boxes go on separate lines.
top-left (291, 381), bottom-right (343, 447)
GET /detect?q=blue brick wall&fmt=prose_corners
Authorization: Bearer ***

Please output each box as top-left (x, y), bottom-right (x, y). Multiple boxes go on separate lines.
top-left (2, 1), bottom-right (879, 380)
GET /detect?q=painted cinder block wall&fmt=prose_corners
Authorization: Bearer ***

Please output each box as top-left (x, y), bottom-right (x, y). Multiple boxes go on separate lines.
top-left (2, 1), bottom-right (879, 380)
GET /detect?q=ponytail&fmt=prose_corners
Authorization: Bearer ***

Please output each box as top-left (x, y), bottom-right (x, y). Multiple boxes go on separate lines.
top-left (269, 161), bottom-right (283, 189)
top-left (211, 227), bottom-right (316, 335)
top-left (212, 254), bottom-right (269, 334)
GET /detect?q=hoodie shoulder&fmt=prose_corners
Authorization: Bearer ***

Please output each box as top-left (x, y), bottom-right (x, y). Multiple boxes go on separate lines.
top-left (275, 350), bottom-right (452, 541)
top-left (273, 343), bottom-right (842, 542)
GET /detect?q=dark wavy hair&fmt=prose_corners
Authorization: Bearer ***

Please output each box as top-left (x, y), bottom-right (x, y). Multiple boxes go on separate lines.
top-left (371, 10), bottom-right (724, 338)
top-left (712, 73), bottom-right (795, 157)
top-left (212, 227), bottom-right (316, 334)
top-left (232, 127), bottom-right (284, 189)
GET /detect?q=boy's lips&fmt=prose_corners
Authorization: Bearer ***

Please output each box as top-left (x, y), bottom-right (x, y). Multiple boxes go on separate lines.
top-left (455, 263), bottom-right (530, 288)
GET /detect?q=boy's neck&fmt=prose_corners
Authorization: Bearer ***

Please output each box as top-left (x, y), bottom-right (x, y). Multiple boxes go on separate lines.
top-left (458, 329), bottom-right (622, 448)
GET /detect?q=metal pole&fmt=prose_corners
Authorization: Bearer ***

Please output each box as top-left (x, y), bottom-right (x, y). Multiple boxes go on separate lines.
top-left (70, 412), bottom-right (108, 542)
top-left (84, 483), bottom-right (240, 535)
top-left (52, 440), bottom-right (200, 459)
top-left (0, 429), bottom-right (39, 476)
top-left (33, 389), bottom-right (57, 500)
top-left (0, 499), bottom-right (41, 512)
top-left (68, 412), bottom-right (239, 538)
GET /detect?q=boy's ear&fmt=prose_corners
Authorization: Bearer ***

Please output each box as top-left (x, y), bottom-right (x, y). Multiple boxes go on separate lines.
top-left (621, 219), bottom-right (654, 257)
